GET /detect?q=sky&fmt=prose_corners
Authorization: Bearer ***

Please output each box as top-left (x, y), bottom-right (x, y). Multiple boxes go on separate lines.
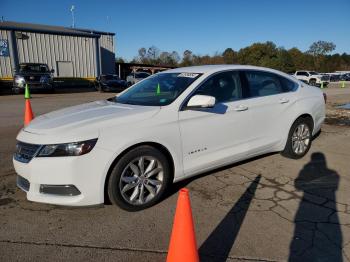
top-left (2, 0), bottom-right (350, 61)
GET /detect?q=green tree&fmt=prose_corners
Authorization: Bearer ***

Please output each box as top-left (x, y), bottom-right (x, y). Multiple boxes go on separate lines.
top-left (222, 48), bottom-right (236, 64)
top-left (181, 50), bottom-right (193, 66)
top-left (307, 41), bottom-right (336, 71)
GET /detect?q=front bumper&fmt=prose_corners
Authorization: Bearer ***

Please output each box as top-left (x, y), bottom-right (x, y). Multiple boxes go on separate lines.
top-left (13, 82), bottom-right (53, 90)
top-left (13, 146), bottom-right (113, 206)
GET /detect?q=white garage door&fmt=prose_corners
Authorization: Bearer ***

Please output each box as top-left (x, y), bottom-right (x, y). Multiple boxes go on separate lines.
top-left (57, 61), bottom-right (73, 77)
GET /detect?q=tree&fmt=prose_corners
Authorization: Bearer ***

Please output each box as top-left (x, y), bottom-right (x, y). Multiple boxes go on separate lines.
top-left (136, 47), bottom-right (148, 63)
top-left (131, 41), bottom-right (350, 73)
top-left (307, 41), bottom-right (336, 71)
top-left (138, 48), bottom-right (146, 58)
top-left (237, 41), bottom-right (278, 67)
top-left (115, 57), bottom-right (125, 63)
top-left (307, 41), bottom-right (336, 56)
top-left (147, 46), bottom-right (160, 61)
top-left (222, 48), bottom-right (236, 64)
top-left (181, 50), bottom-right (193, 66)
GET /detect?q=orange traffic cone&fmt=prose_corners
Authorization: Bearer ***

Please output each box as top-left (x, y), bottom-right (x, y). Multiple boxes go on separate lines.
top-left (166, 188), bottom-right (199, 262)
top-left (24, 99), bottom-right (34, 126)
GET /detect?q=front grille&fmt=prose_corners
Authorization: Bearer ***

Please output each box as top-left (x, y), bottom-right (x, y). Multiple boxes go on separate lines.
top-left (24, 75), bottom-right (41, 82)
top-left (14, 141), bottom-right (42, 163)
top-left (17, 175), bottom-right (30, 191)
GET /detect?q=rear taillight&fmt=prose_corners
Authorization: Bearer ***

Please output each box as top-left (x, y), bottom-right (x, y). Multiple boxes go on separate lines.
top-left (323, 93), bottom-right (327, 103)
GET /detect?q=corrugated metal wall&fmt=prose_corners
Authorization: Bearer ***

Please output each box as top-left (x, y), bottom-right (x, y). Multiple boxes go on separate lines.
top-left (0, 30), bottom-right (13, 78)
top-left (100, 34), bottom-right (115, 74)
top-left (16, 31), bottom-right (97, 78)
top-left (0, 29), bottom-right (116, 79)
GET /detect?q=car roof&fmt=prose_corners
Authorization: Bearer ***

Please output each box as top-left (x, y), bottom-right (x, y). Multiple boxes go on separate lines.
top-left (164, 64), bottom-right (286, 75)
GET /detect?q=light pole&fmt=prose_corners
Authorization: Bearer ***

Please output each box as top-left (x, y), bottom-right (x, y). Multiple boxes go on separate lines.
top-left (70, 5), bottom-right (75, 28)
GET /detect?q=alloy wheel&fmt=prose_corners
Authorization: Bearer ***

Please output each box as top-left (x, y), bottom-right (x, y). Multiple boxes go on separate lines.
top-left (119, 156), bottom-right (164, 205)
top-left (292, 123), bottom-right (311, 155)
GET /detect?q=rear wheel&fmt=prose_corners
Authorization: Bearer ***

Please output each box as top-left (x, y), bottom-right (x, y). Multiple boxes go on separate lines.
top-left (107, 146), bottom-right (172, 211)
top-left (282, 117), bottom-right (313, 159)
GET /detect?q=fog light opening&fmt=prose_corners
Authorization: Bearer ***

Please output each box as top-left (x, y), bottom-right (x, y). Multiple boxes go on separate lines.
top-left (39, 184), bottom-right (81, 196)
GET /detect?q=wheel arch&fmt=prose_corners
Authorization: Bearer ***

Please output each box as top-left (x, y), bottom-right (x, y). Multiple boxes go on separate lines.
top-left (293, 113), bottom-right (314, 131)
top-left (103, 141), bottom-right (175, 203)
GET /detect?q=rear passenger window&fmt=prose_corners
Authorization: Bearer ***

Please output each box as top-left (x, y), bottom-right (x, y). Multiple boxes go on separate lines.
top-left (245, 71), bottom-right (283, 97)
top-left (278, 76), bottom-right (298, 92)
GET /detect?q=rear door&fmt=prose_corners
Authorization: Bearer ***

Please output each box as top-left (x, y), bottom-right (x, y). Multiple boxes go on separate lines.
top-left (241, 70), bottom-right (298, 155)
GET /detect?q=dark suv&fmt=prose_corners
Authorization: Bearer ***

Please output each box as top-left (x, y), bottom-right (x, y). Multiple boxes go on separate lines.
top-left (13, 63), bottom-right (55, 94)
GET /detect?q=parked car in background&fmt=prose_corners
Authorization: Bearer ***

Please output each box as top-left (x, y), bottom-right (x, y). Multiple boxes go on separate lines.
top-left (340, 73), bottom-right (350, 81)
top-left (13, 63), bottom-right (54, 94)
top-left (293, 71), bottom-right (329, 87)
top-left (126, 72), bottom-right (150, 86)
top-left (329, 74), bottom-right (341, 82)
top-left (95, 74), bottom-right (128, 92)
top-left (13, 65), bottom-right (325, 211)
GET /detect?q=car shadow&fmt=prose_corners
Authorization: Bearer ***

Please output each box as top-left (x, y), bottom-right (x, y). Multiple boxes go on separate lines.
top-left (199, 175), bottom-right (261, 261)
top-left (289, 152), bottom-right (343, 261)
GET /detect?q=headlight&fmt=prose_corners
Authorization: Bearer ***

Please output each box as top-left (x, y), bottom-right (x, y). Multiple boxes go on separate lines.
top-left (37, 138), bottom-right (97, 157)
top-left (15, 76), bottom-right (25, 87)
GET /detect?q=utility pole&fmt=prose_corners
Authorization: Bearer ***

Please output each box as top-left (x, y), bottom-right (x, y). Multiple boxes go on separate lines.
top-left (70, 5), bottom-right (75, 28)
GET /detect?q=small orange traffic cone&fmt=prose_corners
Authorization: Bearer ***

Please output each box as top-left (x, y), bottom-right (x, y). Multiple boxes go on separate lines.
top-left (24, 99), bottom-right (34, 126)
top-left (166, 188), bottom-right (199, 262)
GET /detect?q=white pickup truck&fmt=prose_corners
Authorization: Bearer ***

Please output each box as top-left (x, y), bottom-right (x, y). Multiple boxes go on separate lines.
top-left (293, 71), bottom-right (329, 87)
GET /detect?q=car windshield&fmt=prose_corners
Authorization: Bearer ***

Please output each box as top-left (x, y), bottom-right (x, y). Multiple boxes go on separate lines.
top-left (112, 72), bottom-right (201, 106)
top-left (19, 64), bottom-right (49, 73)
top-left (309, 71), bottom-right (318, 75)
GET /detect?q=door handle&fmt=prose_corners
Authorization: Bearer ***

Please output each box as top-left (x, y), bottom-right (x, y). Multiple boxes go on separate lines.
top-left (234, 105), bottom-right (248, 111)
top-left (279, 98), bottom-right (289, 104)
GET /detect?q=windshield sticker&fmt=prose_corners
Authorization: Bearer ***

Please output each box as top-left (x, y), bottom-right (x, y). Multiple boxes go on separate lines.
top-left (160, 98), bottom-right (166, 103)
top-left (177, 73), bottom-right (199, 78)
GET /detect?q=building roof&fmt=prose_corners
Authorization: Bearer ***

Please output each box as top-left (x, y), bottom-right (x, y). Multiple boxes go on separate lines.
top-left (0, 21), bottom-right (115, 38)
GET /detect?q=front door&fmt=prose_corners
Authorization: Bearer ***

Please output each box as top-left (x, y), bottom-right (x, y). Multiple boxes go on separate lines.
top-left (178, 70), bottom-right (252, 176)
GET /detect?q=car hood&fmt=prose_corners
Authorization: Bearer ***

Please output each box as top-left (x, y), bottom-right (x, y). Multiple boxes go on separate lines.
top-left (19, 100), bottom-right (160, 144)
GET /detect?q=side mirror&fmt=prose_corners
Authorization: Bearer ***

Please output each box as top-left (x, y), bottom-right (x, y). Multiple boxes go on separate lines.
top-left (51, 69), bottom-right (55, 73)
top-left (186, 95), bottom-right (216, 109)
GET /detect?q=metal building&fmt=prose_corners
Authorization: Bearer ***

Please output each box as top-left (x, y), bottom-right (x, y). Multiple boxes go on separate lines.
top-left (0, 21), bottom-right (115, 81)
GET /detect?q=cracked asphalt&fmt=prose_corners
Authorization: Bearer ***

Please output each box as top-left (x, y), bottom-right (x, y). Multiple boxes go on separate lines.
top-left (0, 85), bottom-right (349, 261)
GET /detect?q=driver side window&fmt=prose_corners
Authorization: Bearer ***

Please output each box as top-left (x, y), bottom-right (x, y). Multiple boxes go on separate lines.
top-left (193, 71), bottom-right (242, 103)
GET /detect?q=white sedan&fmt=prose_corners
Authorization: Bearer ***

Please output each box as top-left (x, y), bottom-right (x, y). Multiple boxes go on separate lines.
top-left (13, 65), bottom-right (326, 211)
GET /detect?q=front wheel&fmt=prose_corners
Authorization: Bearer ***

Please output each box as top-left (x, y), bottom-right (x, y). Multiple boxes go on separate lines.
top-left (107, 146), bottom-right (172, 211)
top-left (282, 118), bottom-right (313, 159)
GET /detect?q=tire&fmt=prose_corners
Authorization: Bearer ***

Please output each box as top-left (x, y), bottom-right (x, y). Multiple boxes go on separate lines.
top-left (107, 145), bottom-right (172, 211)
top-left (98, 84), bottom-right (105, 93)
top-left (12, 87), bottom-right (21, 94)
top-left (282, 117), bottom-right (313, 159)
top-left (309, 79), bottom-right (316, 86)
